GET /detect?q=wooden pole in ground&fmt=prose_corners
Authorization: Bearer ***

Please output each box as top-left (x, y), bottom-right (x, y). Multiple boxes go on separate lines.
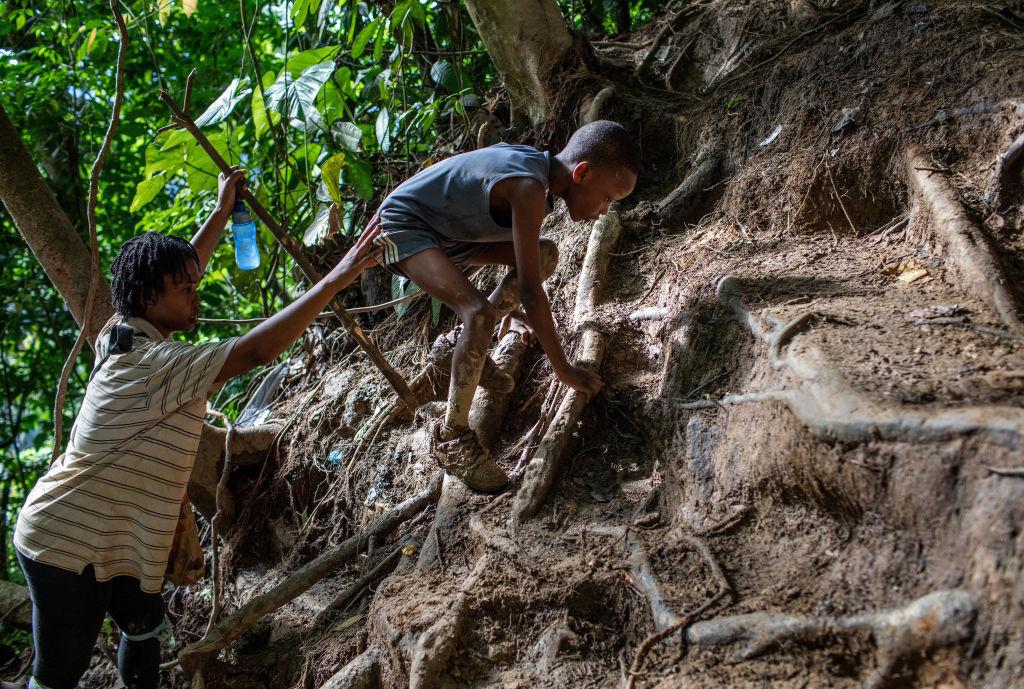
top-left (158, 76), bottom-right (418, 412)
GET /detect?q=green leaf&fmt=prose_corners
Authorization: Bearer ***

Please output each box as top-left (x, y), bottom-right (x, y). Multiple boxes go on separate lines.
top-left (143, 139), bottom-right (183, 179)
top-left (265, 62), bottom-right (335, 120)
top-left (375, 108), bottom-right (391, 152)
top-left (320, 152), bottom-right (346, 206)
top-left (130, 175), bottom-right (167, 212)
top-left (194, 78), bottom-right (252, 127)
top-left (430, 60), bottom-right (458, 92)
top-left (351, 18), bottom-right (378, 59)
top-left (345, 158), bottom-right (373, 201)
top-left (291, 0), bottom-right (311, 25)
top-left (431, 298), bottom-right (442, 326)
top-left (372, 19), bottom-right (387, 62)
top-left (252, 71), bottom-right (279, 139)
top-left (330, 121), bottom-right (362, 152)
top-left (284, 46), bottom-right (340, 78)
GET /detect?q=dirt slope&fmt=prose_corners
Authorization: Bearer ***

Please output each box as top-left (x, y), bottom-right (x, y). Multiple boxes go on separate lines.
top-left (107, 3), bottom-right (1024, 689)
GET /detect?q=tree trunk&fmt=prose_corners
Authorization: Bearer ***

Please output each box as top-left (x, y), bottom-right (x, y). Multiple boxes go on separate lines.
top-left (0, 101), bottom-right (112, 346)
top-left (463, 0), bottom-right (573, 127)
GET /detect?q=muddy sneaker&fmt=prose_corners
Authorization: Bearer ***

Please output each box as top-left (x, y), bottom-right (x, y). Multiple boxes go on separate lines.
top-left (429, 422), bottom-right (510, 493)
top-left (425, 332), bottom-right (515, 394)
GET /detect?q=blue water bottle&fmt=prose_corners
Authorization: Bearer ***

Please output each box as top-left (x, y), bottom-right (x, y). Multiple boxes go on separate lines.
top-left (231, 199), bottom-right (260, 270)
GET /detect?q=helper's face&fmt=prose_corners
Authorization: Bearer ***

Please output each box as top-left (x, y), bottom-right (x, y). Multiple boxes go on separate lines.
top-left (144, 261), bottom-right (201, 334)
top-left (567, 162), bottom-right (637, 222)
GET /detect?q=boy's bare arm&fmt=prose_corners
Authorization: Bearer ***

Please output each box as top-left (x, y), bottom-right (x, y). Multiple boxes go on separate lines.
top-left (508, 180), bottom-right (603, 395)
top-left (191, 168), bottom-right (247, 273)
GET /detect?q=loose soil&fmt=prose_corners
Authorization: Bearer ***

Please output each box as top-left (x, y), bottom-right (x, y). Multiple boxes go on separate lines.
top-left (75, 2), bottom-right (1024, 688)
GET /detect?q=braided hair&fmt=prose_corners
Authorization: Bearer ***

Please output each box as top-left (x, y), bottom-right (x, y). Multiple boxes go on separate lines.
top-left (110, 232), bottom-right (199, 317)
top-left (560, 120), bottom-right (639, 175)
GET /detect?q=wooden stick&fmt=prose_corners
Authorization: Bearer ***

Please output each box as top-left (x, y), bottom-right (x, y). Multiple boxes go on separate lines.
top-left (158, 80), bottom-right (418, 412)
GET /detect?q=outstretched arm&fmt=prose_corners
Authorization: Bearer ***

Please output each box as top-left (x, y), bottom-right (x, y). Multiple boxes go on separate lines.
top-left (509, 180), bottom-right (603, 395)
top-left (214, 217), bottom-right (382, 383)
top-left (191, 167), bottom-right (247, 273)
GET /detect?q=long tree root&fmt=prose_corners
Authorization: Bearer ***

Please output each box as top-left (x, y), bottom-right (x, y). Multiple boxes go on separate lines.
top-left (699, 276), bottom-right (1024, 448)
top-left (316, 645), bottom-right (381, 689)
top-left (985, 127), bottom-right (1024, 209)
top-left (311, 543), bottom-right (408, 632)
top-left (409, 554), bottom-right (492, 689)
top-left (510, 209), bottom-right (623, 531)
top-left (685, 589), bottom-right (977, 689)
top-left (0, 580), bottom-right (31, 629)
top-left (589, 526), bottom-right (680, 631)
top-left (189, 421), bottom-right (285, 521)
top-left (905, 144), bottom-right (1024, 336)
top-left (177, 473), bottom-right (442, 675)
top-left (656, 153), bottom-right (722, 224)
top-left (470, 331), bottom-right (529, 448)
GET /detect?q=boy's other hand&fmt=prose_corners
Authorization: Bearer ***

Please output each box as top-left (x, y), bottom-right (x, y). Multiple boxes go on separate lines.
top-left (558, 365), bottom-right (604, 396)
top-left (216, 167), bottom-right (248, 212)
top-left (327, 215), bottom-right (383, 290)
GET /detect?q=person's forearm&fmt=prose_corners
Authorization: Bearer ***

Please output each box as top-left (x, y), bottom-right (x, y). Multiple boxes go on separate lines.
top-left (239, 279), bottom-right (340, 363)
top-left (520, 286), bottom-right (570, 374)
top-left (190, 206), bottom-right (231, 273)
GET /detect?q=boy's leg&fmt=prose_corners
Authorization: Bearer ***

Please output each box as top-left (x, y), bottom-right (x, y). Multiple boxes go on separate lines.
top-left (16, 550), bottom-right (111, 689)
top-left (107, 576), bottom-right (166, 689)
top-left (464, 238), bottom-right (559, 316)
top-left (395, 248), bottom-right (508, 491)
top-left (396, 248), bottom-right (495, 428)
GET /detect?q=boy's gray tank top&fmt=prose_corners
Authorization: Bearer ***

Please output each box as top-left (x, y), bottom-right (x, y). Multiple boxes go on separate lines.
top-left (378, 143), bottom-right (553, 242)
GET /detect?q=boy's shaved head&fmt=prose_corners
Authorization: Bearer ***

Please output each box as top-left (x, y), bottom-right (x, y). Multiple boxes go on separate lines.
top-left (561, 120), bottom-right (638, 174)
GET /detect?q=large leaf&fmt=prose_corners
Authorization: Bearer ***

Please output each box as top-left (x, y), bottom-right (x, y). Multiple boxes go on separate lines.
top-left (265, 62), bottom-right (334, 120)
top-left (251, 71), bottom-right (279, 139)
top-left (284, 46), bottom-right (340, 78)
top-left (130, 175), bottom-right (167, 212)
top-left (182, 0), bottom-right (198, 17)
top-left (143, 139), bottom-right (184, 179)
top-left (372, 19), bottom-right (387, 62)
top-left (330, 121), bottom-right (362, 152)
top-left (320, 152), bottom-right (346, 206)
top-left (194, 78), bottom-right (251, 127)
top-left (375, 107), bottom-right (391, 152)
top-left (351, 19), bottom-right (378, 59)
top-left (345, 158), bottom-right (373, 201)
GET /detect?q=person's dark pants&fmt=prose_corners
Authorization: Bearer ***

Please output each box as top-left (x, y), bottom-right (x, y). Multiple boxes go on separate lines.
top-left (16, 549), bottom-right (164, 689)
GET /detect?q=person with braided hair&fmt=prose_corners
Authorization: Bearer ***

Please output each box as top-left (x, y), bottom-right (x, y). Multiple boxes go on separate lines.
top-left (11, 169), bottom-right (380, 689)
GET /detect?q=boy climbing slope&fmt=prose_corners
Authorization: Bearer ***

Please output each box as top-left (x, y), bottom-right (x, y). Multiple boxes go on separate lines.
top-left (375, 120), bottom-right (638, 493)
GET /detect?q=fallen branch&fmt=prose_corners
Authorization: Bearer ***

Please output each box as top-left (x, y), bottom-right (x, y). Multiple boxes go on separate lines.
top-left (159, 77), bottom-right (418, 412)
top-left (409, 554), bottom-right (492, 689)
top-left (905, 144), bottom-right (1024, 336)
top-left (177, 473), bottom-right (442, 673)
top-left (984, 127), bottom-right (1024, 209)
top-left (510, 209), bottom-right (623, 531)
top-left (656, 154), bottom-right (722, 223)
top-left (685, 589), bottom-right (976, 689)
top-left (706, 276), bottom-right (1024, 447)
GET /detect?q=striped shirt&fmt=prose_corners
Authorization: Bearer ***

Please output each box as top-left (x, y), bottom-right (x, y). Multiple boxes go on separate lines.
top-left (15, 316), bottom-right (236, 593)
